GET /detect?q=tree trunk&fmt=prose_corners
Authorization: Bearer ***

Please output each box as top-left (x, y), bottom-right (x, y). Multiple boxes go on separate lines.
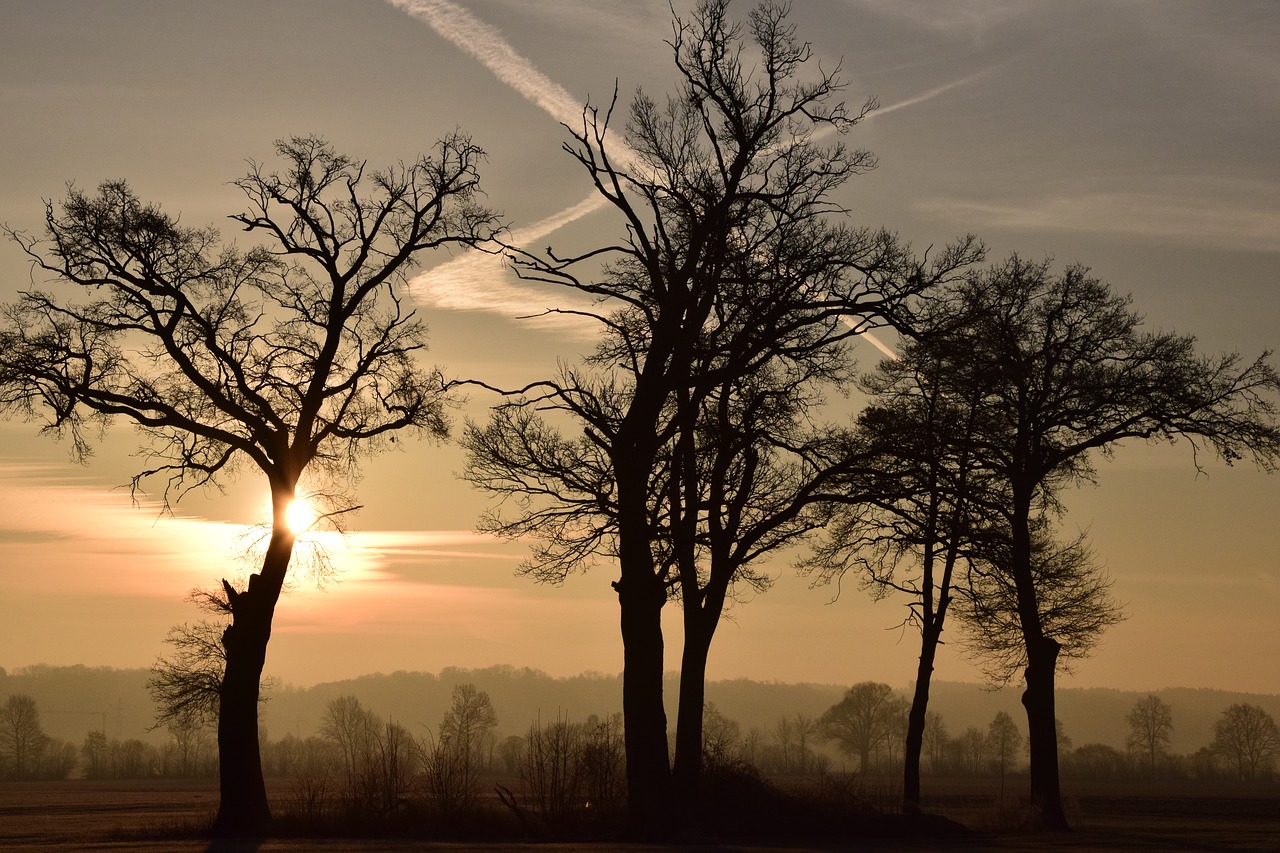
top-left (903, 621), bottom-right (941, 814)
top-left (211, 520), bottom-right (293, 837)
top-left (1008, 487), bottom-right (1069, 831)
top-left (616, 557), bottom-right (671, 839)
top-left (1022, 635), bottom-right (1068, 831)
top-left (672, 616), bottom-right (713, 812)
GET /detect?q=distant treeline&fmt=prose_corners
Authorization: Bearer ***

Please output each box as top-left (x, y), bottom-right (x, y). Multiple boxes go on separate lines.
top-left (3, 662), bottom-right (1278, 759)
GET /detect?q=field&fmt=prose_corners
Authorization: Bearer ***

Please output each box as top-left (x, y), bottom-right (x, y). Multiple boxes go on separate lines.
top-left (0, 777), bottom-right (1276, 852)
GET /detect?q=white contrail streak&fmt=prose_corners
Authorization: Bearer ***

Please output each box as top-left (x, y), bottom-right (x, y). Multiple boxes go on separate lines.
top-left (385, 0), bottom-right (584, 127)
top-left (409, 192), bottom-right (606, 338)
top-left (386, 0), bottom-right (975, 358)
top-left (871, 69), bottom-right (993, 119)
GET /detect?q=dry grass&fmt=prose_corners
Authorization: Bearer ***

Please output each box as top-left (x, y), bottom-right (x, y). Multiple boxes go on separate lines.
top-left (1, 775), bottom-right (1276, 852)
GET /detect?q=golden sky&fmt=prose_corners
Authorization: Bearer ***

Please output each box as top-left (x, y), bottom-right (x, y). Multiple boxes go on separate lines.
top-left (1, 0), bottom-right (1278, 695)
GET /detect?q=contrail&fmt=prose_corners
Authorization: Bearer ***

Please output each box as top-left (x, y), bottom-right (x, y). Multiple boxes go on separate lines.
top-left (410, 192), bottom-right (606, 338)
top-left (386, 0), bottom-right (981, 358)
top-left (385, 0), bottom-right (584, 127)
top-left (871, 69), bottom-right (994, 119)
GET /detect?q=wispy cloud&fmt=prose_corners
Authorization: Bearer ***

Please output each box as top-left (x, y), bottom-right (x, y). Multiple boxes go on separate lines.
top-left (408, 193), bottom-right (606, 338)
top-left (916, 183), bottom-right (1280, 253)
top-left (387, 0), bottom-right (980, 359)
top-left (0, 463), bottom-right (518, 601)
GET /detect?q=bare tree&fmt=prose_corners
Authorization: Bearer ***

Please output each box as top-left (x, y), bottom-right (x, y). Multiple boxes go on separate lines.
top-left (421, 683), bottom-right (499, 813)
top-left (0, 695), bottom-right (47, 780)
top-left (439, 683), bottom-right (498, 762)
top-left (1212, 703), bottom-right (1280, 781)
top-left (958, 726), bottom-right (987, 776)
top-left (889, 255), bottom-right (1280, 828)
top-left (922, 711), bottom-right (949, 774)
top-left (819, 681), bottom-right (901, 772)
top-left (987, 710), bottom-right (1021, 795)
top-left (1126, 695), bottom-right (1174, 778)
top-left (700, 703), bottom-right (744, 771)
top-left (960, 524), bottom-right (1125, 686)
top-left (800, 296), bottom-right (991, 811)
top-left (147, 616), bottom-right (227, 732)
top-left (1, 135), bottom-right (496, 834)
top-left (463, 1), bottom-right (975, 829)
top-left (321, 695), bottom-right (381, 795)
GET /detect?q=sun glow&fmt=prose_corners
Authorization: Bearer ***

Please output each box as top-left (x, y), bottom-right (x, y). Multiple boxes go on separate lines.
top-left (284, 497), bottom-right (318, 537)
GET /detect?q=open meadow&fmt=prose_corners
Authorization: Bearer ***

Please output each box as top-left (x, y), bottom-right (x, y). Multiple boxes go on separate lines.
top-left (1, 777), bottom-right (1276, 853)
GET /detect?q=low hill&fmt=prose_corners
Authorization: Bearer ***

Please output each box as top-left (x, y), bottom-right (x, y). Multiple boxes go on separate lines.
top-left (3, 663), bottom-right (1276, 757)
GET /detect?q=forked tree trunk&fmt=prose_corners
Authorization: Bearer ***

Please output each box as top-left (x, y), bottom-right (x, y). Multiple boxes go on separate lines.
top-left (1022, 635), bottom-right (1068, 830)
top-left (211, 524), bottom-right (294, 837)
top-left (617, 565), bottom-right (671, 839)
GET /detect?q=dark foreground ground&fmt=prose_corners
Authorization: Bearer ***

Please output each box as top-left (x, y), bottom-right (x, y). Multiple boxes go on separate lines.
top-left (0, 777), bottom-right (1276, 853)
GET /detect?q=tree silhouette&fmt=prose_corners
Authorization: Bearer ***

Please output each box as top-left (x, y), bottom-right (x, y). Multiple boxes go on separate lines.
top-left (960, 523), bottom-right (1125, 685)
top-left (1, 135), bottom-right (496, 835)
top-left (0, 694), bottom-right (47, 780)
top-left (463, 1), bottom-right (977, 830)
top-left (987, 710), bottom-right (1021, 795)
top-left (890, 255), bottom-right (1280, 828)
top-left (801, 296), bottom-right (992, 811)
top-left (1212, 703), bottom-right (1280, 781)
top-left (819, 681), bottom-right (903, 772)
top-left (1126, 694), bottom-right (1174, 778)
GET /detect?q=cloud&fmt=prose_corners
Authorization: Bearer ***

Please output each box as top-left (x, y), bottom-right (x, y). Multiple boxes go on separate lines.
top-left (386, 0), bottom-right (944, 360)
top-left (408, 192), bottom-right (606, 338)
top-left (916, 184), bottom-right (1280, 253)
top-left (0, 463), bottom-right (248, 596)
top-left (0, 462), bottom-right (520, 602)
top-left (845, 0), bottom-right (1037, 42)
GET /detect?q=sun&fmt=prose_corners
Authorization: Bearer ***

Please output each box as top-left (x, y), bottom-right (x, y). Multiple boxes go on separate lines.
top-left (284, 497), bottom-right (317, 536)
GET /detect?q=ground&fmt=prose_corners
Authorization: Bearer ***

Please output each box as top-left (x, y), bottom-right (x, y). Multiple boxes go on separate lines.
top-left (0, 777), bottom-right (1276, 852)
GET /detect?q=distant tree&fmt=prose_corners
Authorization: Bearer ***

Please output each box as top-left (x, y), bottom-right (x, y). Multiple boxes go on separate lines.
top-left (800, 279), bottom-right (990, 810)
top-left (1126, 695), bottom-right (1174, 777)
top-left (820, 681), bottom-right (902, 772)
top-left (497, 734), bottom-right (525, 775)
top-left (36, 737), bottom-right (77, 780)
top-left (113, 738), bottom-right (160, 778)
top-left (81, 729), bottom-right (109, 779)
top-left (165, 708), bottom-right (216, 778)
top-left (438, 683), bottom-right (498, 771)
top-left (922, 711), bottom-right (949, 774)
top-left (1066, 743), bottom-right (1128, 780)
top-left (987, 711), bottom-right (1021, 793)
top-left (1211, 703), bottom-right (1280, 781)
top-left (0, 694), bottom-right (47, 779)
top-left (958, 726), bottom-right (987, 776)
top-left (888, 255), bottom-right (1280, 828)
top-left (701, 703), bottom-right (744, 771)
top-left (791, 714), bottom-right (821, 776)
top-left (321, 695), bottom-right (381, 794)
top-left (579, 713), bottom-right (626, 812)
top-left (422, 684), bottom-right (498, 811)
top-left (1, 135), bottom-right (496, 835)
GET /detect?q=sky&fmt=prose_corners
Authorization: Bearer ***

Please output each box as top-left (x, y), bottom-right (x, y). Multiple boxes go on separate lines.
top-left (1, 0), bottom-right (1278, 698)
